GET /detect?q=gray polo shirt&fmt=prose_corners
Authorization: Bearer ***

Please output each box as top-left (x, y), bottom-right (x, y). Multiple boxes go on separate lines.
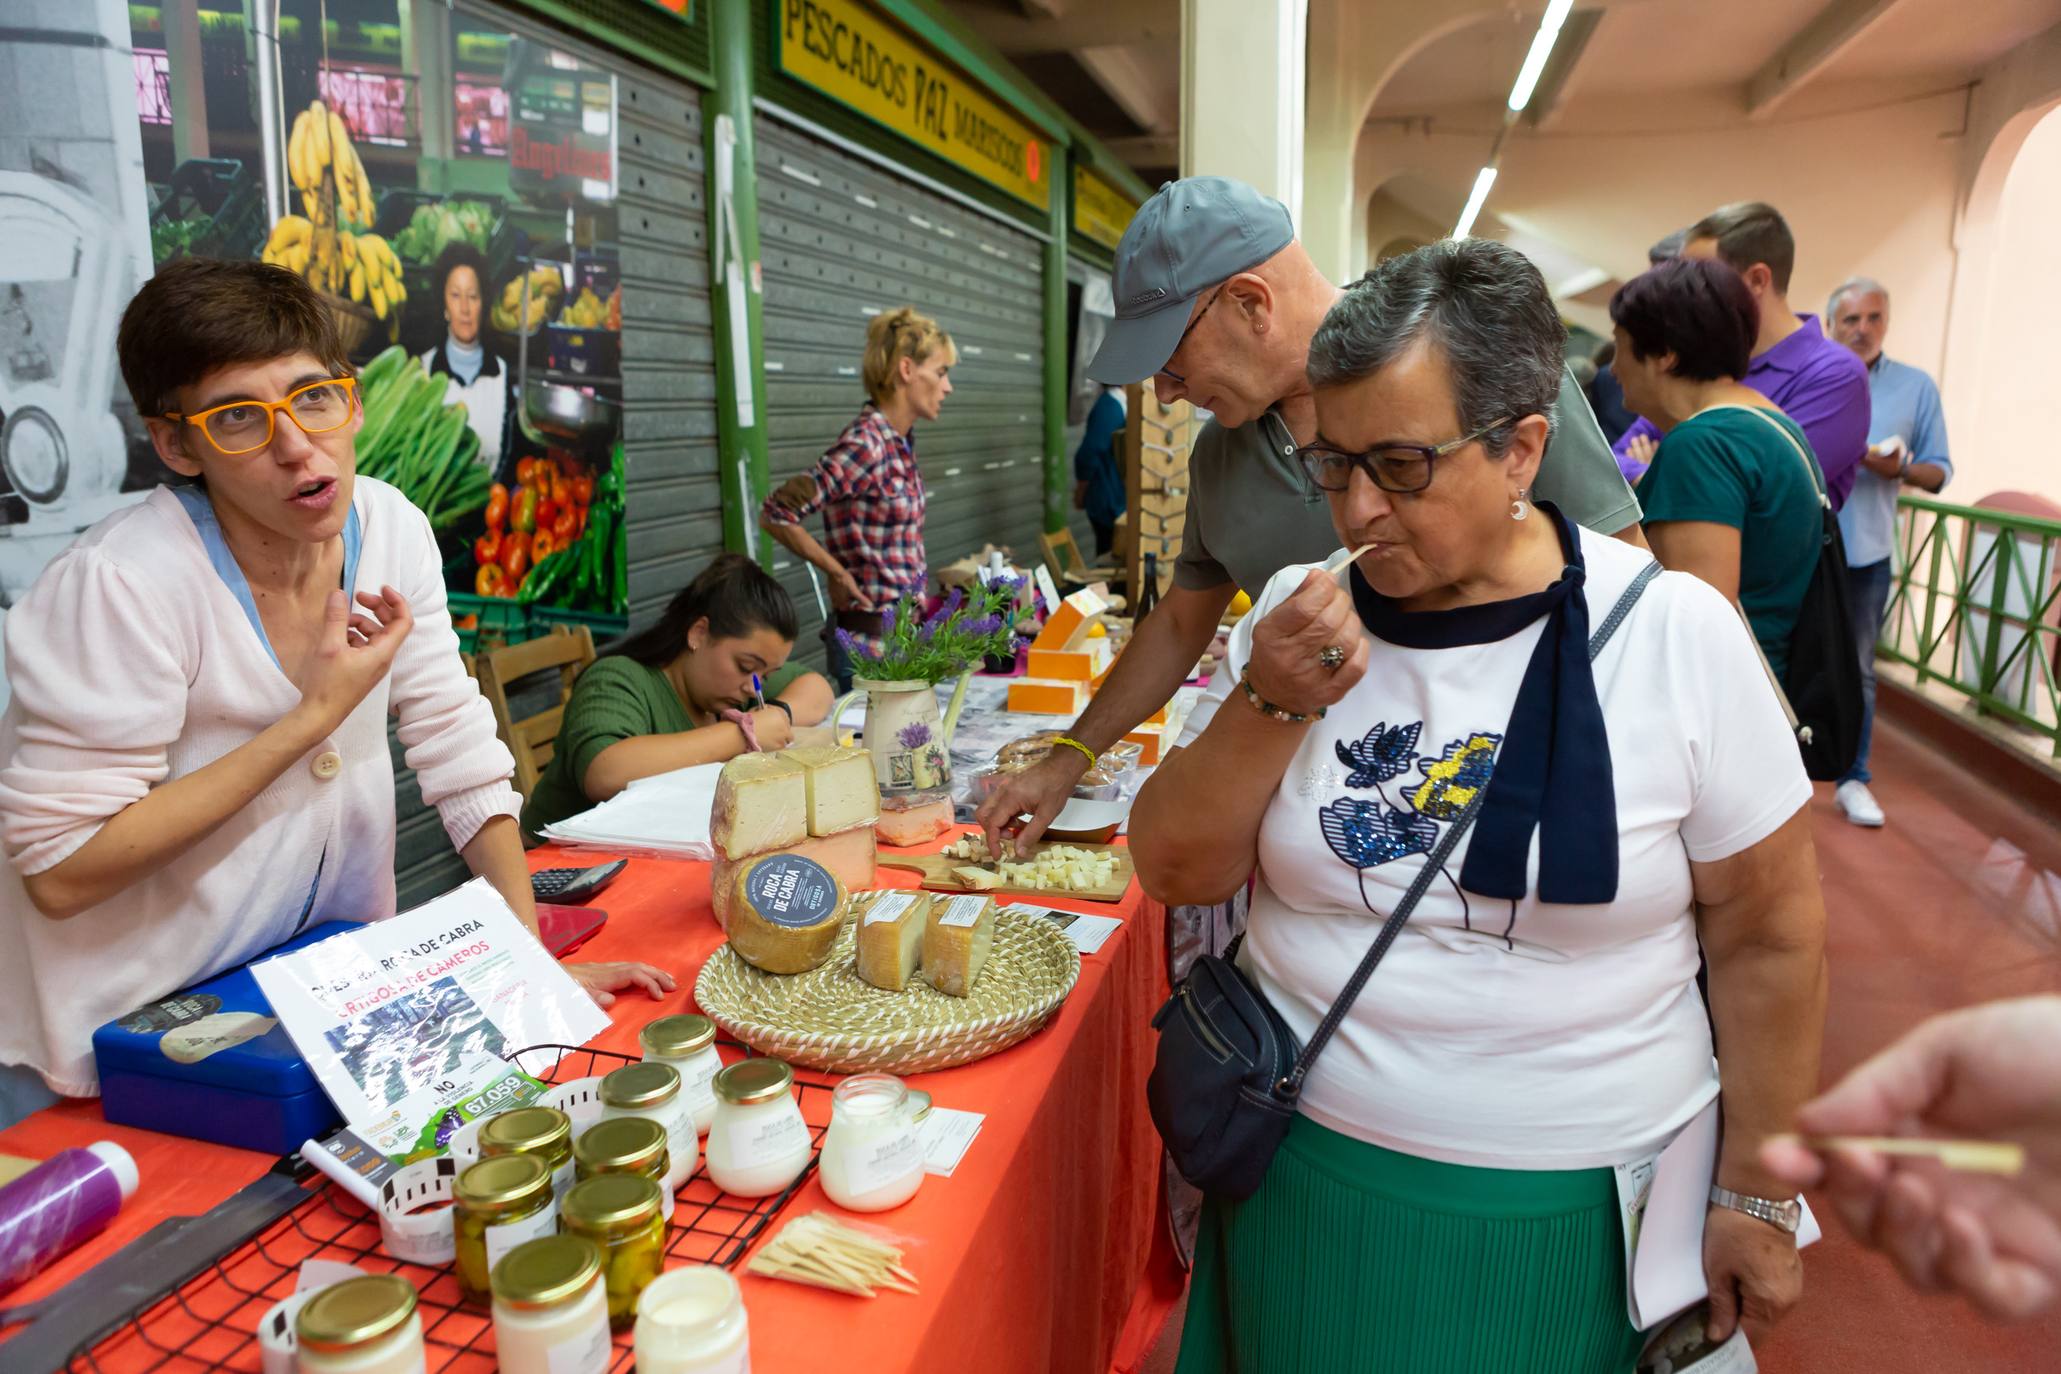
top-left (1174, 366), bottom-right (1643, 598)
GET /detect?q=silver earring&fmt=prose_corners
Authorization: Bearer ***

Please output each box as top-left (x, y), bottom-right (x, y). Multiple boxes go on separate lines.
top-left (1511, 488), bottom-right (1529, 521)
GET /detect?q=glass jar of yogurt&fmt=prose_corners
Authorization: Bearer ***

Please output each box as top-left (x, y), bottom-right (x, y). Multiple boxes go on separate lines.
top-left (817, 1073), bottom-right (929, 1212)
top-left (295, 1274), bottom-right (425, 1374)
top-left (489, 1234), bottom-right (612, 1374)
top-left (703, 1059), bottom-right (810, 1199)
top-left (640, 1014), bottom-right (723, 1134)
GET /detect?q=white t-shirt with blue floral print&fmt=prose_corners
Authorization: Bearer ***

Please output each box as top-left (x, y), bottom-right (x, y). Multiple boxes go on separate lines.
top-left (1178, 526), bottom-right (1812, 1170)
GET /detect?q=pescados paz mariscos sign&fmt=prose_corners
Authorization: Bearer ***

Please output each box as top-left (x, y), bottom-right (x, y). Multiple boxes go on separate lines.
top-left (777, 0), bottom-right (1051, 211)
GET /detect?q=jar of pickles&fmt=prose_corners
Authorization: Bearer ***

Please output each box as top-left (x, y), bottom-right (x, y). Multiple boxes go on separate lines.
top-left (573, 1115), bottom-right (674, 1222)
top-left (295, 1274), bottom-right (425, 1374)
top-left (453, 1153), bottom-right (557, 1303)
top-left (478, 1105), bottom-right (575, 1201)
top-left (704, 1058), bottom-right (810, 1199)
top-left (599, 1061), bottom-right (695, 1193)
top-left (640, 1014), bottom-right (723, 1134)
top-left (558, 1172), bottom-right (668, 1330)
top-left (490, 1234), bottom-right (613, 1374)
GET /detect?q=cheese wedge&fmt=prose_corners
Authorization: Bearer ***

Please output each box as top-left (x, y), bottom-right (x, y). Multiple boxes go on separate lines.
top-left (855, 891), bottom-right (930, 992)
top-left (1008, 678), bottom-right (1090, 716)
top-left (722, 853), bottom-right (848, 975)
top-left (711, 753), bottom-right (807, 860)
top-left (710, 822), bottom-right (877, 929)
top-left (875, 796), bottom-right (953, 847)
top-left (923, 894), bottom-right (996, 997)
top-left (783, 745), bottom-right (879, 835)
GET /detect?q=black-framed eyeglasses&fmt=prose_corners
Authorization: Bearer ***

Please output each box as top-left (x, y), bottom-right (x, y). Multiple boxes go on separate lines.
top-left (1156, 286), bottom-right (1225, 384)
top-left (1295, 417), bottom-right (1514, 494)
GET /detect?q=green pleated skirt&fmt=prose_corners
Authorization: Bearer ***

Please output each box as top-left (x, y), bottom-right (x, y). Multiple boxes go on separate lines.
top-left (1175, 1115), bottom-right (1647, 1374)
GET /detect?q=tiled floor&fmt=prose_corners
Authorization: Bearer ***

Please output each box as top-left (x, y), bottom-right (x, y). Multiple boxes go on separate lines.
top-left (1136, 711), bottom-right (2061, 1371)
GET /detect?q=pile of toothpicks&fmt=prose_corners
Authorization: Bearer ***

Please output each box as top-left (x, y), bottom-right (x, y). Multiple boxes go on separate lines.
top-left (746, 1212), bottom-right (919, 1297)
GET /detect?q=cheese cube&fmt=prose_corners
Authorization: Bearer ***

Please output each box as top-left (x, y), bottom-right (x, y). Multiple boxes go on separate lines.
top-left (710, 823), bottom-right (876, 930)
top-left (855, 891), bottom-right (930, 992)
top-left (923, 895), bottom-right (996, 997)
top-left (1030, 586), bottom-right (1109, 652)
top-left (711, 753), bottom-right (807, 860)
top-left (1026, 639), bottom-right (1111, 682)
top-left (783, 745), bottom-right (879, 836)
top-left (722, 853), bottom-right (849, 975)
top-left (875, 797), bottom-right (953, 848)
top-left (1008, 679), bottom-right (1090, 716)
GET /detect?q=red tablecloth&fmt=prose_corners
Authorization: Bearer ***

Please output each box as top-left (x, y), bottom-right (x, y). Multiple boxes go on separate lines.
top-left (0, 834), bottom-right (1183, 1373)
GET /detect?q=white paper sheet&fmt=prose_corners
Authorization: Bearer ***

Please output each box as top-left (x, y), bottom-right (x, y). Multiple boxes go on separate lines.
top-left (918, 1107), bottom-right (984, 1176)
top-left (538, 761), bottom-right (725, 858)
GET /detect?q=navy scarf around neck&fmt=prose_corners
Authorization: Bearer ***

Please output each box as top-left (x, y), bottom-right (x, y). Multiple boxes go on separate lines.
top-left (1348, 503), bottom-right (1618, 905)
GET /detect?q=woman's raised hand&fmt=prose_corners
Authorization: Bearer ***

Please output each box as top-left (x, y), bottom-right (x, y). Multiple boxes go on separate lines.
top-left (1243, 569), bottom-right (1369, 717)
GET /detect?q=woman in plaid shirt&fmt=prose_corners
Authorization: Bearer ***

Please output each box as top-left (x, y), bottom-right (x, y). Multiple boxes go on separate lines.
top-left (761, 306), bottom-right (957, 690)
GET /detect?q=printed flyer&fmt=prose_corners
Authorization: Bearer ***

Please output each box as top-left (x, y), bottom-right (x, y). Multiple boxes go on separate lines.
top-left (252, 878), bottom-right (607, 1167)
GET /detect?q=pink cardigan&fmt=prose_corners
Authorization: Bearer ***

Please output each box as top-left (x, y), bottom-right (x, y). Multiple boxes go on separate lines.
top-left (0, 479), bottom-right (520, 1094)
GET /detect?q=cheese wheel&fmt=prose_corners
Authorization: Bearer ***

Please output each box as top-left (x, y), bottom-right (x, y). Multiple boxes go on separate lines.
top-left (854, 890), bottom-right (930, 992)
top-left (783, 745), bottom-right (880, 835)
top-left (923, 894), bottom-right (996, 998)
top-left (722, 854), bottom-right (848, 975)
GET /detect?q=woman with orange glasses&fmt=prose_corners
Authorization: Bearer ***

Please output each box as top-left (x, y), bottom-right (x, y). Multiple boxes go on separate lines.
top-left (0, 259), bottom-right (669, 1128)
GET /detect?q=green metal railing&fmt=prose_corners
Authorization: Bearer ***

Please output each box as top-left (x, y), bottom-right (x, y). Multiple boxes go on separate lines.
top-left (1883, 494), bottom-right (2061, 755)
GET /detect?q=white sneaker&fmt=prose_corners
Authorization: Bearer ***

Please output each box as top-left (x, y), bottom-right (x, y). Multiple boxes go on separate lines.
top-left (1836, 780), bottom-right (1886, 828)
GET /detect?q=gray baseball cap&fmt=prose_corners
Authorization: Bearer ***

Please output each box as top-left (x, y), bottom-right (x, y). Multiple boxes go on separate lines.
top-left (1087, 176), bottom-right (1295, 385)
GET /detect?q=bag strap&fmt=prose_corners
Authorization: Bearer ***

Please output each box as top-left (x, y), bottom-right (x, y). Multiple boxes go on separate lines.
top-left (1695, 403), bottom-right (1830, 509)
top-left (1277, 560), bottom-right (1663, 1097)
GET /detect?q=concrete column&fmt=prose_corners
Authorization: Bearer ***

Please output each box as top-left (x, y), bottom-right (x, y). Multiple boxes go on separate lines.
top-left (1179, 0), bottom-right (1305, 224)
top-left (400, 0), bottom-right (455, 176)
top-left (162, 0), bottom-right (209, 163)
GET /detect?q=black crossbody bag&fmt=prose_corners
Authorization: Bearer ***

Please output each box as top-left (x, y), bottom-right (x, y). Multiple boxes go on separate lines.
top-left (1147, 561), bottom-right (1662, 1200)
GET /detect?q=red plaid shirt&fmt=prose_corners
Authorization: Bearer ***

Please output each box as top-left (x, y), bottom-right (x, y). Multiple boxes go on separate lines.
top-left (761, 403), bottom-right (928, 613)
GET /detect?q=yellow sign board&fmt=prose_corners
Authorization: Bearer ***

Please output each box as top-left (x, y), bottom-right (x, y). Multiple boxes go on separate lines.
top-left (1073, 165), bottom-right (1137, 252)
top-left (778, 0), bottom-right (1051, 211)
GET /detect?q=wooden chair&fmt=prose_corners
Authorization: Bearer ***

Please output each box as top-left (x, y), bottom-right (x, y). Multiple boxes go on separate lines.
top-left (1040, 527), bottom-right (1118, 586)
top-left (474, 624), bottom-right (597, 798)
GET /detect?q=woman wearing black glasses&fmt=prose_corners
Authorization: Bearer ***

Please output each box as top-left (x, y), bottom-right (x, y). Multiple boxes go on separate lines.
top-left (0, 259), bottom-right (668, 1129)
top-left (1130, 239), bottom-right (1827, 1374)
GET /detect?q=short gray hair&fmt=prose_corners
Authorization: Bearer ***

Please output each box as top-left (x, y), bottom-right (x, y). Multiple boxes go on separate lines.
top-left (1827, 275), bottom-right (1889, 319)
top-left (1307, 238), bottom-right (1565, 456)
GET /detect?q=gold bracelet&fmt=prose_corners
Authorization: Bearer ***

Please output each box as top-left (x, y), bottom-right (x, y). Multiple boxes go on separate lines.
top-left (1051, 735), bottom-right (1099, 769)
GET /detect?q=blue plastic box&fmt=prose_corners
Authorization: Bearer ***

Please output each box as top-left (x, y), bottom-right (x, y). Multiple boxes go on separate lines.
top-left (92, 922), bottom-right (357, 1155)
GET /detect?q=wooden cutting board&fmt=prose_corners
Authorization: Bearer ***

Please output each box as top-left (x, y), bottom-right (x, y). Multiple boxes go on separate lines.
top-left (875, 841), bottom-right (1135, 904)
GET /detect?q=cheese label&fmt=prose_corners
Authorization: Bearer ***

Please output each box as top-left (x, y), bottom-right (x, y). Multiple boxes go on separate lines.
top-left (742, 855), bottom-right (843, 929)
top-left (937, 895), bottom-right (988, 929)
top-left (863, 891), bottom-right (919, 926)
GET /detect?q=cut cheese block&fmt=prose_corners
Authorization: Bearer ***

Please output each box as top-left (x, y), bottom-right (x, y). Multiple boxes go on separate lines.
top-left (711, 823), bottom-right (877, 930)
top-left (875, 796), bottom-right (953, 847)
top-left (711, 753), bottom-right (807, 860)
top-left (722, 853), bottom-right (849, 974)
top-left (1008, 678), bottom-right (1090, 716)
top-left (1123, 722), bottom-right (1170, 766)
top-left (854, 890), bottom-right (931, 992)
top-left (1026, 639), bottom-right (1112, 682)
top-left (782, 745), bottom-right (879, 835)
top-left (923, 894), bottom-right (997, 997)
top-left (951, 866), bottom-right (1001, 891)
top-left (1030, 586), bottom-right (1108, 652)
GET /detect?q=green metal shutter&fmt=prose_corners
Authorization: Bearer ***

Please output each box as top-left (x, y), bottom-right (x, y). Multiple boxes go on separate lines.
top-left (753, 107), bottom-right (1046, 666)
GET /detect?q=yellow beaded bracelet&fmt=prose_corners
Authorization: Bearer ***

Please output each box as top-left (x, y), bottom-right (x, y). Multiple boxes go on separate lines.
top-left (1052, 735), bottom-right (1100, 769)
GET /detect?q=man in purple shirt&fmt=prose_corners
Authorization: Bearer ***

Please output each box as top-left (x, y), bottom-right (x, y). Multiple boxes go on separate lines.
top-left (1614, 201), bottom-right (1870, 507)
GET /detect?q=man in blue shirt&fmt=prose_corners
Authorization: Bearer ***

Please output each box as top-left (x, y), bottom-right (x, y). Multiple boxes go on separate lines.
top-left (1827, 275), bottom-right (1952, 828)
top-left (1072, 383), bottom-right (1127, 556)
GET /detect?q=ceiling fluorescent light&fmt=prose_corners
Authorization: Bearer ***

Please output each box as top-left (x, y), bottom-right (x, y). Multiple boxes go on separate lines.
top-left (1507, 0), bottom-right (1578, 112)
top-left (1453, 166), bottom-right (1498, 239)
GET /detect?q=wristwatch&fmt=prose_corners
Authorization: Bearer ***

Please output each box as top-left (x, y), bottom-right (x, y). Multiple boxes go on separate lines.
top-left (1709, 1185), bottom-right (1803, 1234)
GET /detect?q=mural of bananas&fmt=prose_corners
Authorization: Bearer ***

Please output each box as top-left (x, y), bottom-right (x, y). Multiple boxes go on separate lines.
top-left (259, 100), bottom-right (407, 322)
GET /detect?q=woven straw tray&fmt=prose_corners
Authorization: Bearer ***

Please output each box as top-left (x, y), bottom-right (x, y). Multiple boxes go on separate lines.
top-left (694, 906), bottom-right (1081, 1074)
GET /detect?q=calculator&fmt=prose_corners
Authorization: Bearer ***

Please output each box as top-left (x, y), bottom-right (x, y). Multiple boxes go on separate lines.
top-left (530, 860), bottom-right (628, 905)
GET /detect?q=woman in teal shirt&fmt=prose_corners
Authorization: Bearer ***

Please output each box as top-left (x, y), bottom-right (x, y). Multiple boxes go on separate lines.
top-left (522, 554), bottom-right (834, 834)
top-left (1610, 258), bottom-right (1824, 679)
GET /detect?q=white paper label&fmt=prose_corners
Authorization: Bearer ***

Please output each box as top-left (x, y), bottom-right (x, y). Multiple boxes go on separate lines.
top-left (841, 1128), bottom-right (925, 1196)
top-left (863, 892), bottom-right (919, 927)
top-left (938, 896), bottom-right (988, 929)
top-left (917, 1108), bottom-right (984, 1177)
top-left (546, 1316), bottom-right (614, 1374)
top-left (484, 1205), bottom-right (558, 1270)
top-left (723, 1108), bottom-right (809, 1170)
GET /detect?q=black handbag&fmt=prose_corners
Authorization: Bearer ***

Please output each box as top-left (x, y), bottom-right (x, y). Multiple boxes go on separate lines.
top-left (1147, 562), bottom-right (1662, 1200)
top-left (1721, 406), bottom-right (1864, 781)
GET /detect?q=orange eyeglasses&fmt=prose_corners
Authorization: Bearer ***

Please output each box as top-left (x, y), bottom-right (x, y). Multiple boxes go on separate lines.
top-left (163, 377), bottom-right (359, 456)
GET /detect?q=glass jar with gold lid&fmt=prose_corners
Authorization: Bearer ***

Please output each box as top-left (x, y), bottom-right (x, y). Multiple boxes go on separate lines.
top-left (453, 1152), bottom-right (557, 1302)
top-left (704, 1058), bottom-right (810, 1199)
top-left (558, 1172), bottom-right (667, 1329)
top-left (478, 1105), bottom-right (575, 1201)
top-left (639, 1014), bottom-right (723, 1134)
top-left (572, 1115), bottom-right (673, 1222)
top-left (490, 1234), bottom-right (612, 1374)
top-left (598, 1061), bottom-right (693, 1193)
top-left (295, 1273), bottom-right (424, 1374)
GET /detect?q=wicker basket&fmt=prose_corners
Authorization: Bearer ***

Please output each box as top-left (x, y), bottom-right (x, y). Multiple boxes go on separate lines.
top-left (694, 907), bottom-right (1081, 1074)
top-left (316, 289), bottom-right (379, 355)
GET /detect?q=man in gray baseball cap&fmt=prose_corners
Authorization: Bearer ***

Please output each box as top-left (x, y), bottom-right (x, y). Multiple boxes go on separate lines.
top-left (978, 175), bottom-right (1644, 854)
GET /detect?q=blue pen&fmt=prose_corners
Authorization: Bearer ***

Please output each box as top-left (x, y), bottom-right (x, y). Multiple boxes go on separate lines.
top-left (751, 672), bottom-right (765, 710)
